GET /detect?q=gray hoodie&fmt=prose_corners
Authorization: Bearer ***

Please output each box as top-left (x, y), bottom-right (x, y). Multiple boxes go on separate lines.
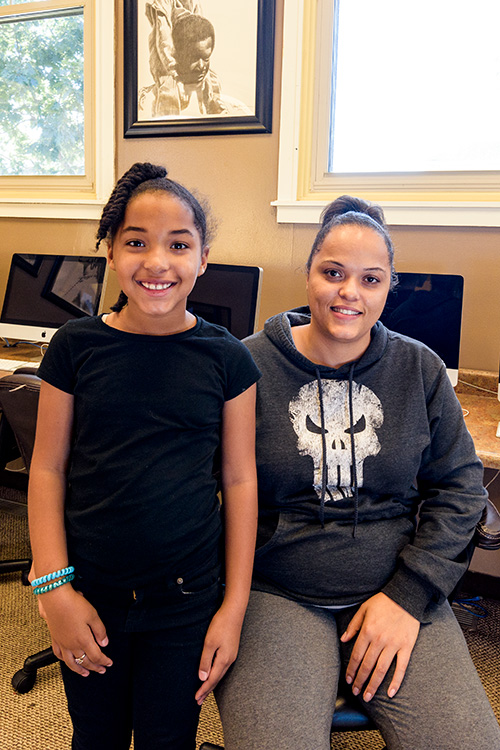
top-left (245, 308), bottom-right (486, 622)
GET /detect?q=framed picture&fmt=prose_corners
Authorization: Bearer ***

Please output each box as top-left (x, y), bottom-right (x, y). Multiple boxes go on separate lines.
top-left (124, 0), bottom-right (275, 137)
top-left (13, 254), bottom-right (43, 277)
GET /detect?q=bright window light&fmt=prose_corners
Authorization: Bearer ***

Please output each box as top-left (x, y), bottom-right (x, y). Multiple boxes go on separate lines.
top-left (329, 0), bottom-right (500, 173)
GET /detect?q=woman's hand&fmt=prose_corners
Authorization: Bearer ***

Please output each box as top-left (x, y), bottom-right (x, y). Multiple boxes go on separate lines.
top-left (39, 586), bottom-right (112, 677)
top-left (195, 602), bottom-right (245, 706)
top-left (341, 592), bottom-right (420, 701)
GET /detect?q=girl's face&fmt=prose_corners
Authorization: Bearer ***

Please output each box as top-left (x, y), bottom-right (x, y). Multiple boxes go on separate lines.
top-left (108, 192), bottom-right (208, 334)
top-left (306, 224), bottom-right (391, 362)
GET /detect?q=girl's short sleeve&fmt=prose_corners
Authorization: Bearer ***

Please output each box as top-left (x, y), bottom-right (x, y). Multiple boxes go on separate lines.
top-left (37, 323), bottom-right (77, 394)
top-left (224, 334), bottom-right (261, 401)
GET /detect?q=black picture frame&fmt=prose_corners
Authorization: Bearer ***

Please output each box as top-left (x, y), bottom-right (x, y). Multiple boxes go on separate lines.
top-left (13, 254), bottom-right (43, 278)
top-left (124, 0), bottom-right (275, 137)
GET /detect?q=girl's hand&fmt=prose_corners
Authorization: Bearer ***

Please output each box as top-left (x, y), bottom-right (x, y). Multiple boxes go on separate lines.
top-left (195, 603), bottom-right (245, 705)
top-left (39, 586), bottom-right (112, 676)
top-left (340, 592), bottom-right (420, 702)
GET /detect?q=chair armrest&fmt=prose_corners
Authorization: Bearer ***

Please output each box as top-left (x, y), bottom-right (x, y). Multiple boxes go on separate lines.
top-left (13, 365), bottom-right (39, 376)
top-left (474, 497), bottom-right (500, 551)
top-left (0, 371), bottom-right (41, 470)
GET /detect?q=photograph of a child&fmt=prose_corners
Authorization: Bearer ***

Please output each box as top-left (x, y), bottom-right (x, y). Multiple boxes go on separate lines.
top-left (137, 0), bottom-right (257, 120)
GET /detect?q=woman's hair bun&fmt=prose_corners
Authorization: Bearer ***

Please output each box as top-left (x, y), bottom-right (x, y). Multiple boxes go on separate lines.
top-left (321, 194), bottom-right (386, 229)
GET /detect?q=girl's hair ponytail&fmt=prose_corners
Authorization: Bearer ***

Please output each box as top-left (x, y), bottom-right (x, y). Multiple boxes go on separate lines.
top-left (110, 291), bottom-right (129, 313)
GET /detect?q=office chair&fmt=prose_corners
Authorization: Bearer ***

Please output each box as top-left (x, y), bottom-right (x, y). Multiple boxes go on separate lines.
top-left (200, 499), bottom-right (500, 750)
top-left (0, 367), bottom-right (58, 693)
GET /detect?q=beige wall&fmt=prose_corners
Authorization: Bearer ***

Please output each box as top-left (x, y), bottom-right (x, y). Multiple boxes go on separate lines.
top-left (1, 0), bottom-right (499, 372)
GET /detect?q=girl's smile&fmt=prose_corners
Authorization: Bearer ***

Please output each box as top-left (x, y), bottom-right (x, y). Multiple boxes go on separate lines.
top-left (106, 192), bottom-right (208, 335)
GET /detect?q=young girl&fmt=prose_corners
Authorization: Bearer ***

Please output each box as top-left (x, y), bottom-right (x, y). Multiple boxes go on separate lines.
top-left (28, 162), bottom-right (260, 750)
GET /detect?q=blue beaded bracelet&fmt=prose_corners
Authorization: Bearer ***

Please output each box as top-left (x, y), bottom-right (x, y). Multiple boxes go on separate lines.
top-left (31, 566), bottom-right (75, 588)
top-left (33, 573), bottom-right (75, 596)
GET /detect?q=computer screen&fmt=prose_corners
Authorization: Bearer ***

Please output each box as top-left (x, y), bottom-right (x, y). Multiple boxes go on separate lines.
top-left (0, 253), bottom-right (108, 344)
top-left (379, 272), bottom-right (464, 386)
top-left (187, 263), bottom-right (263, 340)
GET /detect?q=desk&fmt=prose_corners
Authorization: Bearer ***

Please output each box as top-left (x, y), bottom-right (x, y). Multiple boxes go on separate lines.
top-left (455, 370), bottom-right (500, 586)
top-left (456, 369), bottom-right (500, 470)
top-left (0, 342), bottom-right (43, 376)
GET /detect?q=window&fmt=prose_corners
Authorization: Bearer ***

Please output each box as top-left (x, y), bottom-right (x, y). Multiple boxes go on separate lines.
top-left (0, 0), bottom-right (114, 219)
top-left (274, 0), bottom-right (500, 226)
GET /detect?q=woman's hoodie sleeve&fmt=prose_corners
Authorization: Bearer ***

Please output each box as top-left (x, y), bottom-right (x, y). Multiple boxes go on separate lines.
top-left (381, 366), bottom-right (487, 622)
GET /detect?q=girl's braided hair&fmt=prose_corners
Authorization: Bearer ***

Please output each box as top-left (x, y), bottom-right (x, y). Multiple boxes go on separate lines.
top-left (306, 195), bottom-right (398, 290)
top-left (96, 162), bottom-right (211, 312)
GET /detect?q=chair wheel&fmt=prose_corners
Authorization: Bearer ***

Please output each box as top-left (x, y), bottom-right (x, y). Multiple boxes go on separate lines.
top-left (12, 668), bottom-right (37, 694)
top-left (21, 569), bottom-right (30, 586)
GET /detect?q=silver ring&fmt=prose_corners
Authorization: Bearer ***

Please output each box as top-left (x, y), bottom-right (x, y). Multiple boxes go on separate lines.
top-left (74, 653), bottom-right (86, 665)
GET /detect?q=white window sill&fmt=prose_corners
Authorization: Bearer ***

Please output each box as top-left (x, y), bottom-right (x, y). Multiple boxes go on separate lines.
top-left (0, 200), bottom-right (107, 221)
top-left (272, 200), bottom-right (500, 227)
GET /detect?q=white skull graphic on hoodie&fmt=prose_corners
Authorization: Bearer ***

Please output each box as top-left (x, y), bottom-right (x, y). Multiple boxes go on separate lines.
top-left (289, 379), bottom-right (383, 502)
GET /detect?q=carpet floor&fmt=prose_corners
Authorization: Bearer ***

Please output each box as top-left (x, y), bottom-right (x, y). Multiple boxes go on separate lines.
top-left (1, 509), bottom-right (499, 750)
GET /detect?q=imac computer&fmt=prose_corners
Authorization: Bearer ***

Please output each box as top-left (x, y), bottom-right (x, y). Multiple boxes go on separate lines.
top-left (379, 272), bottom-right (464, 387)
top-left (187, 263), bottom-right (263, 340)
top-left (0, 253), bottom-right (108, 345)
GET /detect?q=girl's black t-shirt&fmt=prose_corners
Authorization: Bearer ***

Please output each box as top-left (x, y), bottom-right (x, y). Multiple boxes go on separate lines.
top-left (38, 315), bottom-right (260, 589)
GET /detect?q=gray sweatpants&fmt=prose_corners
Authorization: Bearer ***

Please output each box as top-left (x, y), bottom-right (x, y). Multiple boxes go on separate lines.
top-left (215, 590), bottom-right (500, 750)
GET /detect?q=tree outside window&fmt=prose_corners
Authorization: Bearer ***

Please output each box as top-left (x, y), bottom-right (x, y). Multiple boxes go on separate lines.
top-left (0, 7), bottom-right (84, 176)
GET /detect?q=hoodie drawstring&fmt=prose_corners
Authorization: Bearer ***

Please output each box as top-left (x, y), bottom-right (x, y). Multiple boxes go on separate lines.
top-left (315, 362), bottom-right (359, 537)
top-left (347, 363), bottom-right (359, 537)
top-left (315, 368), bottom-right (328, 529)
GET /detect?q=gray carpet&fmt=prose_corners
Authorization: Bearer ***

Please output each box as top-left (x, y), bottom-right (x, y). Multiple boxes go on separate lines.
top-left (1, 508), bottom-right (499, 750)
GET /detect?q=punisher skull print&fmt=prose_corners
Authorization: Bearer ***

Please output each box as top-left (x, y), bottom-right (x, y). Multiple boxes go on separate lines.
top-left (289, 379), bottom-right (383, 502)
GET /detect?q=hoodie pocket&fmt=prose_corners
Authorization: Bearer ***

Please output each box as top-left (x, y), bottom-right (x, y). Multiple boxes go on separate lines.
top-left (255, 512), bottom-right (288, 558)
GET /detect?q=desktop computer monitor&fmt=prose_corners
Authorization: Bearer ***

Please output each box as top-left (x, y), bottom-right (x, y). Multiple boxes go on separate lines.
top-left (187, 263), bottom-right (263, 340)
top-left (0, 253), bottom-right (108, 344)
top-left (0, 256), bottom-right (261, 346)
top-left (379, 272), bottom-right (464, 386)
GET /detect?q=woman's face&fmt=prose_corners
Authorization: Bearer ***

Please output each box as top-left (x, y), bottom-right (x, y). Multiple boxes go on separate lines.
top-left (306, 224), bottom-right (391, 361)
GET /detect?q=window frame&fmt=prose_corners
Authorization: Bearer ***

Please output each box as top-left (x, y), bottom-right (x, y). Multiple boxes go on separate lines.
top-left (0, 0), bottom-right (114, 220)
top-left (273, 0), bottom-right (500, 227)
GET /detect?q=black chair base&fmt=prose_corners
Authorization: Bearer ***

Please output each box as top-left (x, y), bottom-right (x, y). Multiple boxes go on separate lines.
top-left (12, 646), bottom-right (58, 693)
top-left (1, 556), bottom-right (57, 692)
top-left (0, 558), bottom-right (31, 584)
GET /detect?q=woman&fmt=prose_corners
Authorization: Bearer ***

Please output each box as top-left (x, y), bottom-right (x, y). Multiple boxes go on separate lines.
top-left (215, 196), bottom-right (500, 749)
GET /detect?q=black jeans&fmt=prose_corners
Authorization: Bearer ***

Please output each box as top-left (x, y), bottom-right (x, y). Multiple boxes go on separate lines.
top-left (61, 568), bottom-right (221, 750)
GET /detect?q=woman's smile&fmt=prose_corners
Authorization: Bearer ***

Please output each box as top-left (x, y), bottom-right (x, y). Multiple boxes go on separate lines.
top-left (330, 305), bottom-right (362, 317)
